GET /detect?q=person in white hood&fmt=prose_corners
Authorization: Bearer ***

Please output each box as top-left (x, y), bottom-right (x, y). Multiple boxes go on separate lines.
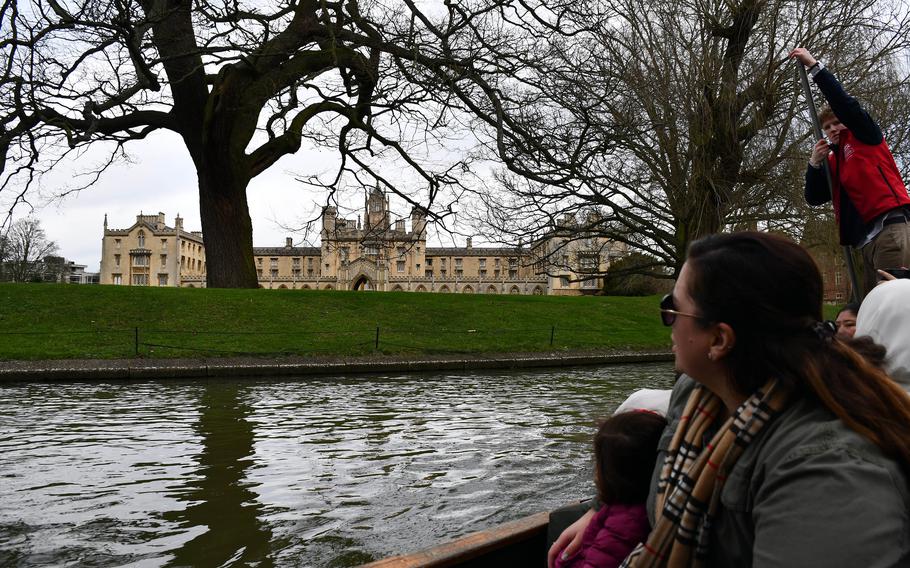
top-left (856, 278), bottom-right (910, 391)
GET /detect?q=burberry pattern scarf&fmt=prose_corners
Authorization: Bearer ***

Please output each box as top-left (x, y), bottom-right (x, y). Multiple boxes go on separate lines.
top-left (620, 378), bottom-right (787, 568)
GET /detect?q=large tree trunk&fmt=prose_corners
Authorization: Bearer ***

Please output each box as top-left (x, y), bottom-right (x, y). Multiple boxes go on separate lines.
top-left (197, 167), bottom-right (258, 288)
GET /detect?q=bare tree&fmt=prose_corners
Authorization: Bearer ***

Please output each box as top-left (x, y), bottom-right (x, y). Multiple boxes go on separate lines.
top-left (2, 217), bottom-right (59, 282)
top-left (0, 0), bottom-right (564, 287)
top-left (469, 0), bottom-right (910, 276)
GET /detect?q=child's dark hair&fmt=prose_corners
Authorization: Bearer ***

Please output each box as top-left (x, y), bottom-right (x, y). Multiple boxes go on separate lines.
top-left (594, 411), bottom-right (667, 505)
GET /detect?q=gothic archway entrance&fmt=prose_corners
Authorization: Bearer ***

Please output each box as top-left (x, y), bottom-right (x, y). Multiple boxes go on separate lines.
top-left (353, 275), bottom-right (374, 290)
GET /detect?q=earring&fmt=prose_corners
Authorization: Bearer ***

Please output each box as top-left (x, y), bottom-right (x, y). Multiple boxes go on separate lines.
top-left (707, 352), bottom-right (715, 361)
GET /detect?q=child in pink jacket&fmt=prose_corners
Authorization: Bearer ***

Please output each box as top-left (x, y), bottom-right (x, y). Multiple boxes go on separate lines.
top-left (555, 410), bottom-right (666, 568)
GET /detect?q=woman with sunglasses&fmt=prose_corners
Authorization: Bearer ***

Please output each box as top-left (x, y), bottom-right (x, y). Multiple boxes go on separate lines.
top-left (549, 231), bottom-right (910, 568)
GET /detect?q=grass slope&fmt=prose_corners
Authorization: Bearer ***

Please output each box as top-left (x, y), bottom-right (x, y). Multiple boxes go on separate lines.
top-left (0, 283), bottom-right (674, 360)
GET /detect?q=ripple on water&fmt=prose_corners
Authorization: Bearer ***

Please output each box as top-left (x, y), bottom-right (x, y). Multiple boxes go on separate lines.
top-left (0, 363), bottom-right (674, 567)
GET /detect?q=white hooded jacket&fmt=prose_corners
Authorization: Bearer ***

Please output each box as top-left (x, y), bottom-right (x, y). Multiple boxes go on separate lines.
top-left (856, 279), bottom-right (910, 392)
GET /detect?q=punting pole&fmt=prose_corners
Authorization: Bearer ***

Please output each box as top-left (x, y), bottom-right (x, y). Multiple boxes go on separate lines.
top-left (797, 63), bottom-right (861, 303)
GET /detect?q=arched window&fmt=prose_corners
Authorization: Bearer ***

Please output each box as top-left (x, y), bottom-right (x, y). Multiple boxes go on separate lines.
top-left (137, 230), bottom-right (145, 248)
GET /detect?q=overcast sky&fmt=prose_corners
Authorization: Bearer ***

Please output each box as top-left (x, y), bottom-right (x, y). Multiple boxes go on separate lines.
top-left (25, 130), bottom-right (462, 272)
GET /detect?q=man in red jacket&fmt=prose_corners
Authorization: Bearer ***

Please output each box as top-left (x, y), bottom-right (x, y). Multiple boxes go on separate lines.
top-left (792, 47), bottom-right (910, 296)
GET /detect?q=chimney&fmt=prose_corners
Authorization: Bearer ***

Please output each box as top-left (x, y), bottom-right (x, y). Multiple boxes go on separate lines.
top-left (286, 237), bottom-right (293, 248)
top-left (466, 237), bottom-right (472, 249)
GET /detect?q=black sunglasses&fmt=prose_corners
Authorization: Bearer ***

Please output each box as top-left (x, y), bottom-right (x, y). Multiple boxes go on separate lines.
top-left (659, 294), bottom-right (704, 326)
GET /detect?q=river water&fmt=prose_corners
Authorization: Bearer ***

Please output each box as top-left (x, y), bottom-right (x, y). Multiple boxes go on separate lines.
top-left (0, 363), bottom-right (674, 567)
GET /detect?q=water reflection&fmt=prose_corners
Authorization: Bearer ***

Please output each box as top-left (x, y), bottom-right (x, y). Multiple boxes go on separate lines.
top-left (0, 363), bottom-right (674, 567)
top-left (163, 383), bottom-right (274, 567)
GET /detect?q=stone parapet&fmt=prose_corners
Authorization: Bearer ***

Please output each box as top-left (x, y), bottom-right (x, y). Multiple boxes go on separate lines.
top-left (0, 351), bottom-right (672, 382)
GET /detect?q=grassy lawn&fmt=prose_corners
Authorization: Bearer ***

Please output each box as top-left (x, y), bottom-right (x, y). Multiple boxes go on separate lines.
top-left (0, 283), bottom-right (678, 360)
top-left (0, 284), bottom-right (845, 361)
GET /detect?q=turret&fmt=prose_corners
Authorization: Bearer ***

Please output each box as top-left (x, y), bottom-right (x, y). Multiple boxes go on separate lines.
top-left (322, 206), bottom-right (337, 235)
top-left (410, 206), bottom-right (427, 236)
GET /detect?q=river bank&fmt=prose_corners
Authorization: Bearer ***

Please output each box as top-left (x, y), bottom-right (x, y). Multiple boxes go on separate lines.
top-left (0, 349), bottom-right (672, 381)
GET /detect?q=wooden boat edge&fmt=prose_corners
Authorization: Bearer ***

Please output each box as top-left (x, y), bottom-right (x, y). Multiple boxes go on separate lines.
top-left (358, 510), bottom-right (550, 568)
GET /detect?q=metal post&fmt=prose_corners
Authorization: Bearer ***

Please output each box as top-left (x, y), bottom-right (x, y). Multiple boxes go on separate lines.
top-left (550, 325), bottom-right (555, 346)
top-left (375, 326), bottom-right (380, 350)
top-left (134, 327), bottom-right (139, 356)
top-left (797, 63), bottom-right (861, 302)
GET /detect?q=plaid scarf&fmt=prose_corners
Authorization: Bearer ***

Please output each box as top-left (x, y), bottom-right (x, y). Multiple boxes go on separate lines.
top-left (620, 379), bottom-right (787, 568)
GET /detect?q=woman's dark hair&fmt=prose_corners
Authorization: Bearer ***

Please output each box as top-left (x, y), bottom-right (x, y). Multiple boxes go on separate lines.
top-left (594, 411), bottom-right (667, 505)
top-left (686, 231), bottom-right (910, 473)
top-left (837, 302), bottom-right (861, 319)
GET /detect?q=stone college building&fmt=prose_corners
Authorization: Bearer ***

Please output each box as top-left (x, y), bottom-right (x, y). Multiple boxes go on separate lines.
top-left (100, 190), bottom-right (625, 295)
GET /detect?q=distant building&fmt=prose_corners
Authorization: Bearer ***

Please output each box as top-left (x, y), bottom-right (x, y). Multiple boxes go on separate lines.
top-left (99, 212), bottom-right (205, 287)
top-left (57, 259), bottom-right (99, 284)
top-left (100, 190), bottom-right (626, 294)
top-left (800, 218), bottom-right (853, 304)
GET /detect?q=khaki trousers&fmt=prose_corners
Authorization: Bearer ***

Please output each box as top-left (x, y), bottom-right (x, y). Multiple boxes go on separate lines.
top-left (861, 219), bottom-right (910, 296)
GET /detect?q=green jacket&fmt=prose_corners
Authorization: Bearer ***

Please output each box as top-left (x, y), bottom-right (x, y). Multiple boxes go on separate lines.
top-left (647, 375), bottom-right (910, 567)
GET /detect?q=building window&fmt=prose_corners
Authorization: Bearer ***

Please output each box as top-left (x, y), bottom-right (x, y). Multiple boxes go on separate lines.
top-left (133, 255), bottom-right (149, 266)
top-left (441, 269), bottom-right (447, 277)
top-left (426, 258), bottom-right (433, 266)
top-left (341, 247), bottom-right (350, 261)
top-left (114, 254), bottom-right (121, 267)
top-left (307, 269), bottom-right (314, 277)
top-left (138, 231), bottom-right (145, 248)
top-left (271, 269), bottom-right (278, 278)
top-left (161, 239), bottom-right (168, 249)
top-left (132, 274), bottom-right (148, 286)
top-left (257, 257), bottom-right (263, 265)
top-left (257, 269), bottom-right (263, 278)
top-left (441, 258), bottom-right (447, 267)
top-left (158, 274), bottom-right (168, 286)
top-left (270, 257), bottom-right (278, 269)
top-left (583, 278), bottom-right (598, 288)
top-left (495, 258), bottom-right (501, 267)
top-left (365, 245), bottom-right (379, 256)
top-left (160, 254), bottom-right (167, 266)
top-left (292, 268), bottom-right (301, 277)
top-left (579, 253), bottom-right (599, 271)
top-left (455, 269), bottom-right (463, 278)
top-left (560, 277), bottom-right (570, 287)
top-left (293, 258), bottom-right (301, 267)
top-left (307, 257), bottom-right (314, 267)
top-left (480, 269), bottom-right (487, 277)
top-left (509, 269), bottom-right (518, 279)
top-left (494, 269), bottom-right (500, 279)
top-left (397, 260), bottom-right (406, 273)
top-left (425, 269), bottom-right (433, 278)
top-left (834, 271), bottom-right (842, 285)
top-left (479, 258), bottom-right (486, 269)
top-left (455, 258), bottom-right (462, 268)
top-left (115, 239), bottom-right (121, 250)
top-left (397, 247), bottom-right (406, 258)
top-left (113, 274), bottom-right (122, 285)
